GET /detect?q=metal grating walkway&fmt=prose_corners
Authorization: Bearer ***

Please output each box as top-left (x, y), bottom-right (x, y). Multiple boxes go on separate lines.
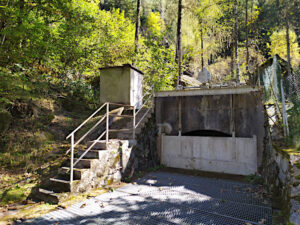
top-left (24, 171), bottom-right (272, 225)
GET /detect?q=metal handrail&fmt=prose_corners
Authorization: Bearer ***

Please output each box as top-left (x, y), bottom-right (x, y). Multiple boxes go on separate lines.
top-left (66, 103), bottom-right (108, 139)
top-left (108, 102), bottom-right (135, 108)
top-left (133, 86), bottom-right (154, 137)
top-left (68, 86), bottom-right (155, 183)
top-left (135, 106), bottom-right (152, 128)
top-left (73, 130), bottom-right (107, 169)
top-left (136, 92), bottom-right (153, 115)
top-left (66, 115), bottom-right (107, 155)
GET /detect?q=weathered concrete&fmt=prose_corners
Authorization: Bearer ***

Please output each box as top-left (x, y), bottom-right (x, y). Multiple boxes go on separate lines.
top-left (161, 135), bottom-right (257, 175)
top-left (100, 64), bottom-right (143, 108)
top-left (155, 87), bottom-right (265, 168)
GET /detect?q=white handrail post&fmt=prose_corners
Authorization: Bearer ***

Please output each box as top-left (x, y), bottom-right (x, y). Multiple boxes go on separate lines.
top-left (133, 105), bottom-right (136, 139)
top-left (106, 103), bottom-right (109, 143)
top-left (70, 133), bottom-right (74, 184)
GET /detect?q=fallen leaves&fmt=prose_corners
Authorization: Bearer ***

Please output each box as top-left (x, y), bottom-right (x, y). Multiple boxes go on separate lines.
top-left (258, 218), bottom-right (266, 224)
top-left (80, 203), bottom-right (86, 208)
top-left (100, 202), bottom-right (108, 208)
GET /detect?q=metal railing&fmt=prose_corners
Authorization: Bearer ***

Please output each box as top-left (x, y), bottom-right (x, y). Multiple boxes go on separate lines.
top-left (66, 85), bottom-right (154, 183)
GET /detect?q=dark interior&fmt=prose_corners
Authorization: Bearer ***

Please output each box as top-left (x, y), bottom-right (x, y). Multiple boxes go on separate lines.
top-left (182, 130), bottom-right (232, 137)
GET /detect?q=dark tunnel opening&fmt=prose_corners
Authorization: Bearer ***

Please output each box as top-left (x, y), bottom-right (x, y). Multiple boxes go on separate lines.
top-left (182, 130), bottom-right (232, 137)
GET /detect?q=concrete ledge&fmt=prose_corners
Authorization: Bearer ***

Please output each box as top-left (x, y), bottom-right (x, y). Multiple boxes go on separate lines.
top-left (161, 135), bottom-right (257, 176)
top-left (155, 86), bottom-right (261, 97)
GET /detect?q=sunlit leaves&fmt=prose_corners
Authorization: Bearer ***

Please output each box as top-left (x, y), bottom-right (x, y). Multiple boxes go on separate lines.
top-left (268, 29), bottom-right (300, 67)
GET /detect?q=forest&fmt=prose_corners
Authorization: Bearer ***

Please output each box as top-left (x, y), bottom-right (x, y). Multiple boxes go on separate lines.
top-left (0, 0), bottom-right (300, 220)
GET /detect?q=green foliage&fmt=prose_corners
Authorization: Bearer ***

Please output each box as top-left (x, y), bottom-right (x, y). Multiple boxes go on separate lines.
top-left (268, 29), bottom-right (300, 67)
top-left (146, 12), bottom-right (164, 36)
top-left (245, 174), bottom-right (264, 185)
top-left (0, 183), bottom-right (36, 206)
top-left (287, 100), bottom-right (300, 148)
top-left (136, 36), bottom-right (177, 91)
top-left (0, 0), bottom-right (135, 77)
top-left (0, 110), bottom-right (12, 135)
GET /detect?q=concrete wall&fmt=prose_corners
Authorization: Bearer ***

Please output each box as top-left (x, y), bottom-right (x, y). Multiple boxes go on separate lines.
top-left (161, 135), bottom-right (257, 175)
top-left (100, 67), bottom-right (131, 104)
top-left (155, 88), bottom-right (265, 168)
top-left (100, 65), bottom-right (143, 107)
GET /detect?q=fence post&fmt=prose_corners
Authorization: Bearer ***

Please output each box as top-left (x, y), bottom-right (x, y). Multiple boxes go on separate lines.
top-left (70, 133), bottom-right (74, 184)
top-left (106, 103), bottom-right (109, 143)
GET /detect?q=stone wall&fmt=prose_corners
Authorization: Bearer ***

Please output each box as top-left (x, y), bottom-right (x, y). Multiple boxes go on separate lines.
top-left (121, 113), bottom-right (159, 179)
top-left (261, 119), bottom-right (300, 224)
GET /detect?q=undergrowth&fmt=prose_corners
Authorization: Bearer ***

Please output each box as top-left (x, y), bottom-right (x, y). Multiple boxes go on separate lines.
top-left (0, 66), bottom-right (99, 207)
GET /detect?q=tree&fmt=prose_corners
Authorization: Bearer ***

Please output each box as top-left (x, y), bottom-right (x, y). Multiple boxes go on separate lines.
top-left (176, 0), bottom-right (182, 88)
top-left (234, 0), bottom-right (240, 84)
top-left (245, 0), bottom-right (249, 79)
top-left (134, 0), bottom-right (142, 57)
top-left (268, 30), bottom-right (300, 67)
top-left (284, 1), bottom-right (291, 78)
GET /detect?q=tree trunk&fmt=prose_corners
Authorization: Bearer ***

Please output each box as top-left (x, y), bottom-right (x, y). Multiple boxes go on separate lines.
top-left (176, 0), bottom-right (183, 88)
top-left (285, 6), bottom-right (291, 78)
top-left (234, 0), bottom-right (240, 84)
top-left (201, 28), bottom-right (204, 70)
top-left (245, 0), bottom-right (249, 80)
top-left (161, 0), bottom-right (165, 22)
top-left (134, 0), bottom-right (141, 57)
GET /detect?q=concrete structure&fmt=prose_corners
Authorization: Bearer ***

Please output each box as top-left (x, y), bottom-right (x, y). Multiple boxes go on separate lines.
top-left (100, 64), bottom-right (143, 108)
top-left (161, 135), bottom-right (257, 175)
top-left (155, 86), bottom-right (265, 174)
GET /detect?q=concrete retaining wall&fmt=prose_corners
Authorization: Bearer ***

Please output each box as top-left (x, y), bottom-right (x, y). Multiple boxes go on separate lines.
top-left (161, 135), bottom-right (257, 175)
top-left (155, 87), bottom-right (265, 169)
top-left (261, 126), bottom-right (300, 224)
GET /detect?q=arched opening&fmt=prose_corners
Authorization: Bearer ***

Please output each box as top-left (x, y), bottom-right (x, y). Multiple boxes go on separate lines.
top-left (182, 130), bottom-right (231, 137)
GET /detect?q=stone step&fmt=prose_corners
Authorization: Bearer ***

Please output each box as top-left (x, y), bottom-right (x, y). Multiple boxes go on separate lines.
top-left (49, 177), bottom-right (71, 193)
top-left (87, 140), bottom-right (121, 151)
top-left (37, 188), bottom-right (60, 204)
top-left (87, 140), bottom-right (107, 150)
top-left (60, 167), bottom-right (88, 180)
top-left (117, 118), bottom-right (150, 140)
top-left (77, 149), bottom-right (102, 159)
top-left (64, 158), bottom-right (92, 169)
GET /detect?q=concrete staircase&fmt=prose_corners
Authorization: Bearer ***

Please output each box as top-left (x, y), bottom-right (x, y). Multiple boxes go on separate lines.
top-left (37, 106), bottom-right (154, 204)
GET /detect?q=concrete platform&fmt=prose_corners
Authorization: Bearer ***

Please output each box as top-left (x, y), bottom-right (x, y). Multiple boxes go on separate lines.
top-left (24, 171), bottom-right (272, 225)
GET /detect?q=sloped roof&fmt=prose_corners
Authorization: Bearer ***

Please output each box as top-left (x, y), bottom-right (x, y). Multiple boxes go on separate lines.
top-left (259, 54), bottom-right (293, 77)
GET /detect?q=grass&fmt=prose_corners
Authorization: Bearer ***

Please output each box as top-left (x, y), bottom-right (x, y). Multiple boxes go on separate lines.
top-left (280, 146), bottom-right (300, 156)
top-left (0, 183), bottom-right (125, 223)
top-left (0, 183), bottom-right (37, 206)
top-left (0, 173), bottom-right (39, 207)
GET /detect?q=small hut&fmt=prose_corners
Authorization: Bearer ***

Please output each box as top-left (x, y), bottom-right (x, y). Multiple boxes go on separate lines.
top-left (100, 64), bottom-right (143, 108)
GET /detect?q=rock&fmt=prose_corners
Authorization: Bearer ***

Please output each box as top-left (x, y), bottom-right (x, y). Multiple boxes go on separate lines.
top-left (290, 200), bottom-right (300, 225)
top-left (197, 68), bottom-right (211, 83)
top-left (291, 185), bottom-right (300, 198)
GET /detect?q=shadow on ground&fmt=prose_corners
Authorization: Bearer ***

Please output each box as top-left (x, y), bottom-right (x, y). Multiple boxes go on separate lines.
top-left (22, 171), bottom-right (272, 225)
